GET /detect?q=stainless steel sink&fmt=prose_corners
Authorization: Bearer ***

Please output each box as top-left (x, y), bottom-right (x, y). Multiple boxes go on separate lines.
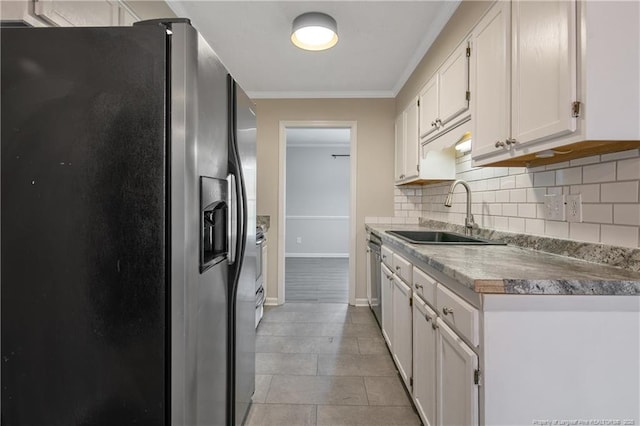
top-left (387, 230), bottom-right (506, 245)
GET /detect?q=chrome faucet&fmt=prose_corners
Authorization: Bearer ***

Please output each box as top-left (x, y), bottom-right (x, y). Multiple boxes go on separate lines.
top-left (444, 179), bottom-right (477, 236)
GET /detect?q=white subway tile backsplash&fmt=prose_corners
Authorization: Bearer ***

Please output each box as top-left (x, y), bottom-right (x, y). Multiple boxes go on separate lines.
top-left (518, 203), bottom-right (537, 218)
top-left (614, 204), bottom-right (640, 226)
top-left (545, 221), bottom-right (569, 238)
top-left (582, 204), bottom-right (613, 223)
top-left (414, 150), bottom-right (640, 248)
top-left (583, 162), bottom-right (616, 183)
top-left (601, 181), bottom-right (639, 203)
top-left (502, 204), bottom-right (518, 217)
top-left (525, 219), bottom-right (545, 235)
top-left (601, 224), bottom-right (639, 248)
top-left (496, 190), bottom-right (510, 203)
top-left (602, 149), bottom-right (639, 162)
top-left (510, 189), bottom-right (527, 203)
top-left (534, 171), bottom-right (555, 187)
top-left (526, 188), bottom-right (546, 203)
top-left (555, 167), bottom-right (582, 185)
top-left (545, 161), bottom-right (570, 171)
top-left (515, 173), bottom-right (533, 188)
top-left (570, 155), bottom-right (601, 166)
top-left (570, 184), bottom-right (600, 202)
top-left (508, 217), bottom-right (525, 233)
top-left (500, 176), bottom-right (516, 189)
top-left (617, 157), bottom-right (640, 181)
top-left (569, 223), bottom-right (600, 243)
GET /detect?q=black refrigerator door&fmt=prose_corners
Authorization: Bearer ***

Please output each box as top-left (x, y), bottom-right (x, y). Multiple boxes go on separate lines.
top-left (1, 26), bottom-right (168, 425)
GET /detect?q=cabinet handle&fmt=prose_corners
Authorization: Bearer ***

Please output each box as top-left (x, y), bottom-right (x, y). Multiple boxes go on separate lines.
top-left (431, 121), bottom-right (437, 127)
top-left (395, 266), bottom-right (401, 271)
top-left (431, 322), bottom-right (439, 330)
top-left (435, 118), bottom-right (442, 127)
top-left (382, 255), bottom-right (386, 259)
top-left (415, 283), bottom-right (423, 289)
top-left (425, 313), bottom-right (431, 322)
top-left (505, 138), bottom-right (517, 146)
top-left (399, 174), bottom-right (405, 179)
top-left (495, 140), bottom-right (505, 148)
top-left (442, 307), bottom-right (454, 316)
top-left (366, 248), bottom-right (370, 253)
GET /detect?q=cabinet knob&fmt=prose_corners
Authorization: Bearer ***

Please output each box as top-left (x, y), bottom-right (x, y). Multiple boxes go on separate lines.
top-left (431, 322), bottom-right (439, 330)
top-left (431, 121), bottom-right (437, 127)
top-left (435, 118), bottom-right (442, 126)
top-left (495, 140), bottom-right (505, 148)
top-left (366, 249), bottom-right (370, 253)
top-left (415, 283), bottom-right (423, 289)
top-left (382, 255), bottom-right (386, 259)
top-left (425, 313), bottom-right (431, 322)
top-left (442, 306), bottom-right (454, 316)
top-left (395, 266), bottom-right (401, 271)
top-left (505, 138), bottom-right (517, 146)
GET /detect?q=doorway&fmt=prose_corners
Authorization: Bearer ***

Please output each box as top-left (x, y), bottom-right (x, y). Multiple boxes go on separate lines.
top-left (277, 121), bottom-right (357, 305)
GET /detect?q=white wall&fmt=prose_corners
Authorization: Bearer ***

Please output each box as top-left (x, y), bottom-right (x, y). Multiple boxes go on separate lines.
top-left (285, 145), bottom-right (350, 256)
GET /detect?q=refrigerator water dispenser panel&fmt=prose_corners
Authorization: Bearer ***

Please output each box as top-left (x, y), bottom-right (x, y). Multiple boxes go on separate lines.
top-left (200, 176), bottom-right (228, 272)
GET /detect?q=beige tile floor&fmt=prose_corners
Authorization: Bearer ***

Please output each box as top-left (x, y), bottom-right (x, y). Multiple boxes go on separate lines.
top-left (245, 303), bottom-right (422, 426)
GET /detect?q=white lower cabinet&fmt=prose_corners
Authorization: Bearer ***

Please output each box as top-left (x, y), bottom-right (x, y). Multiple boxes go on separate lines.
top-left (392, 275), bottom-right (413, 390)
top-left (381, 263), bottom-right (394, 350)
top-left (437, 318), bottom-right (479, 426)
top-left (413, 296), bottom-right (437, 426)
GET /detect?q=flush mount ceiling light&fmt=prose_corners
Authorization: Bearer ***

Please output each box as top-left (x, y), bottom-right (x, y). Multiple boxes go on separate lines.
top-left (291, 12), bottom-right (338, 51)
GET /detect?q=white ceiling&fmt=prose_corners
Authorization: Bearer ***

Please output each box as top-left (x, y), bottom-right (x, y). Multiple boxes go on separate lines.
top-left (166, 1), bottom-right (460, 99)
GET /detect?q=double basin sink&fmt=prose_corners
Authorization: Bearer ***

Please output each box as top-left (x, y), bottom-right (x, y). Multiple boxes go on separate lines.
top-left (387, 230), bottom-right (505, 245)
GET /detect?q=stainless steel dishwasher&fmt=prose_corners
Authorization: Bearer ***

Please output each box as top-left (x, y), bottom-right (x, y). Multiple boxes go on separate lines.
top-left (367, 233), bottom-right (382, 327)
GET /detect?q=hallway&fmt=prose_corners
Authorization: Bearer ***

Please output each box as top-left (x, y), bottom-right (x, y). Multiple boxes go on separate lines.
top-left (245, 303), bottom-right (421, 425)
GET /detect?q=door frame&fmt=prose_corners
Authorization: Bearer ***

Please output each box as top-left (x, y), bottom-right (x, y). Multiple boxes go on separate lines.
top-left (277, 120), bottom-right (358, 305)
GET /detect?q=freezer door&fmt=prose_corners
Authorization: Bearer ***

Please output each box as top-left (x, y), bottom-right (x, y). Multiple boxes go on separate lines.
top-left (168, 22), bottom-right (230, 426)
top-left (1, 26), bottom-right (168, 425)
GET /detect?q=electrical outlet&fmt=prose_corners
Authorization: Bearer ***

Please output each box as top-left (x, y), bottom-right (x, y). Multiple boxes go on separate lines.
top-left (296, 237), bottom-right (302, 244)
top-left (566, 194), bottom-right (582, 222)
top-left (544, 194), bottom-right (566, 221)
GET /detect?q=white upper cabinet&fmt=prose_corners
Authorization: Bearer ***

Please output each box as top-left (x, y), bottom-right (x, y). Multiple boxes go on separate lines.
top-left (35, 0), bottom-right (118, 26)
top-left (419, 40), bottom-right (471, 142)
top-left (511, 0), bottom-right (577, 148)
top-left (472, 0), bottom-right (640, 167)
top-left (394, 98), bottom-right (420, 183)
top-left (469, 1), bottom-right (511, 161)
top-left (472, 0), bottom-right (577, 162)
top-left (419, 76), bottom-right (439, 140)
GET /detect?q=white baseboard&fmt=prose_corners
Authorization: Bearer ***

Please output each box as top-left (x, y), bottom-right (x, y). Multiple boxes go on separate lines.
top-left (264, 297), bottom-right (280, 306)
top-left (354, 298), bottom-right (369, 307)
top-left (285, 253), bottom-right (349, 258)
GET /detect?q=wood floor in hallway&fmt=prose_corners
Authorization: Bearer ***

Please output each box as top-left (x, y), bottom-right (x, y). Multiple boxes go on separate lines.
top-left (245, 302), bottom-right (422, 426)
top-left (285, 258), bottom-right (349, 303)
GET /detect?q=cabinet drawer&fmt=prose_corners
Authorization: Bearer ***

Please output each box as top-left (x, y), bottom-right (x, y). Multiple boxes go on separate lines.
top-left (413, 267), bottom-right (436, 307)
top-left (381, 245), bottom-right (394, 269)
top-left (392, 253), bottom-right (413, 284)
top-left (436, 284), bottom-right (479, 346)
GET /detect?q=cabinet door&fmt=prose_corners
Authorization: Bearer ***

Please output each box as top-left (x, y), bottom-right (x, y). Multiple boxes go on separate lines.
top-left (403, 100), bottom-right (420, 181)
top-left (395, 113), bottom-right (405, 182)
top-left (35, 0), bottom-right (118, 26)
top-left (439, 41), bottom-right (470, 127)
top-left (511, 0), bottom-right (577, 147)
top-left (471, 1), bottom-right (511, 160)
top-left (381, 263), bottom-right (394, 350)
top-left (392, 276), bottom-right (412, 389)
top-left (437, 319), bottom-right (479, 426)
top-left (419, 75), bottom-right (439, 140)
top-left (413, 296), bottom-right (437, 426)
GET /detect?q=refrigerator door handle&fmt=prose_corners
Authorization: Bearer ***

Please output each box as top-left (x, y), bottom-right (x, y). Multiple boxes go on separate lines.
top-left (228, 173), bottom-right (238, 265)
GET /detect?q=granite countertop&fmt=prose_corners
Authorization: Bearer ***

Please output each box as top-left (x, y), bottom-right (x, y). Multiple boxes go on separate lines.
top-left (367, 224), bottom-right (640, 296)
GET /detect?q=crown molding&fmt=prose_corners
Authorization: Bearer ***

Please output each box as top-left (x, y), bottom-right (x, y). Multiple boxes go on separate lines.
top-left (246, 90), bottom-right (395, 100)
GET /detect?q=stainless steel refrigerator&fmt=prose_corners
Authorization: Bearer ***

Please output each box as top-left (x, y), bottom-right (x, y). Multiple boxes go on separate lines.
top-left (0, 19), bottom-right (256, 425)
